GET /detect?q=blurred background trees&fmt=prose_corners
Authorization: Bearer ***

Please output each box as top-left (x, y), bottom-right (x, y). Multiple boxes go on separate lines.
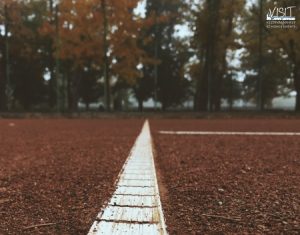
top-left (192, 0), bottom-right (245, 111)
top-left (0, 0), bottom-right (299, 112)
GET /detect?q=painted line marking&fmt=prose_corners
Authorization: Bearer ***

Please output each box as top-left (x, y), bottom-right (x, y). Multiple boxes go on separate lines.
top-left (98, 219), bottom-right (158, 225)
top-left (93, 221), bottom-right (160, 234)
top-left (159, 131), bottom-right (300, 136)
top-left (98, 206), bottom-right (160, 223)
top-left (88, 120), bottom-right (167, 235)
top-left (118, 180), bottom-right (154, 187)
top-left (115, 186), bottom-right (156, 196)
top-left (109, 195), bottom-right (157, 207)
top-left (114, 194), bottom-right (157, 197)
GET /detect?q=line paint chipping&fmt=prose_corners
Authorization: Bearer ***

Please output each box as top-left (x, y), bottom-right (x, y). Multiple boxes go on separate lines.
top-left (88, 120), bottom-right (168, 235)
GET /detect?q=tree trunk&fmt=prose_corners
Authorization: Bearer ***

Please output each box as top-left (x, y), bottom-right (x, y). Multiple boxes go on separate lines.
top-left (101, 0), bottom-right (110, 111)
top-left (48, 68), bottom-right (56, 108)
top-left (0, 62), bottom-right (7, 111)
top-left (214, 71), bottom-right (222, 111)
top-left (70, 70), bottom-right (80, 112)
top-left (47, 0), bottom-right (56, 109)
top-left (294, 65), bottom-right (300, 111)
top-left (215, 8), bottom-right (233, 111)
top-left (138, 99), bottom-right (143, 112)
top-left (194, 46), bottom-right (205, 111)
top-left (208, 0), bottom-right (220, 112)
top-left (197, 0), bottom-right (220, 112)
top-left (288, 39), bottom-right (299, 112)
top-left (229, 75), bottom-right (233, 111)
top-left (257, 0), bottom-right (263, 111)
top-left (296, 91), bottom-right (300, 112)
top-left (161, 101), bottom-right (166, 111)
top-left (67, 70), bottom-right (71, 111)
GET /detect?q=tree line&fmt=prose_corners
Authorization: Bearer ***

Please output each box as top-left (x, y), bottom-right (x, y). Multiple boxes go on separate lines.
top-left (0, 0), bottom-right (299, 112)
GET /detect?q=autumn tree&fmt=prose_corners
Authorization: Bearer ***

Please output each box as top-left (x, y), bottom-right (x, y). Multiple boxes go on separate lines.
top-left (39, 0), bottom-right (150, 111)
top-left (1, 0), bottom-right (298, 113)
top-left (109, 0), bottom-right (152, 110)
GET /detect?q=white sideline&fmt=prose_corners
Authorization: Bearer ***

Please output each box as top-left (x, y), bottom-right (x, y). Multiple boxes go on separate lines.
top-left (88, 120), bottom-right (168, 235)
top-left (159, 131), bottom-right (300, 136)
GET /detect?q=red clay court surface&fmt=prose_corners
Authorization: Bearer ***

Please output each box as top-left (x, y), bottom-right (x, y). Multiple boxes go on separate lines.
top-left (0, 119), bottom-right (143, 234)
top-left (151, 119), bottom-right (300, 234)
top-left (0, 118), bottom-right (299, 234)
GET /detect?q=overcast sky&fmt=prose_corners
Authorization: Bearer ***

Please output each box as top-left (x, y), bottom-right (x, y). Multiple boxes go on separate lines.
top-left (134, 0), bottom-right (258, 38)
top-left (134, 0), bottom-right (192, 38)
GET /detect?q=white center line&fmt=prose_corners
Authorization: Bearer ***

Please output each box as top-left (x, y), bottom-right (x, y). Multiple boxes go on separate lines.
top-left (159, 131), bottom-right (300, 136)
top-left (88, 120), bottom-right (168, 235)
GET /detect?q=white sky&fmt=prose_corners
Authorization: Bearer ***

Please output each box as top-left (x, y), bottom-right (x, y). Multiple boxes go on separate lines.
top-left (134, 0), bottom-right (147, 18)
top-left (134, 0), bottom-right (192, 38)
top-left (134, 0), bottom-right (259, 38)
top-left (0, 25), bottom-right (5, 36)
